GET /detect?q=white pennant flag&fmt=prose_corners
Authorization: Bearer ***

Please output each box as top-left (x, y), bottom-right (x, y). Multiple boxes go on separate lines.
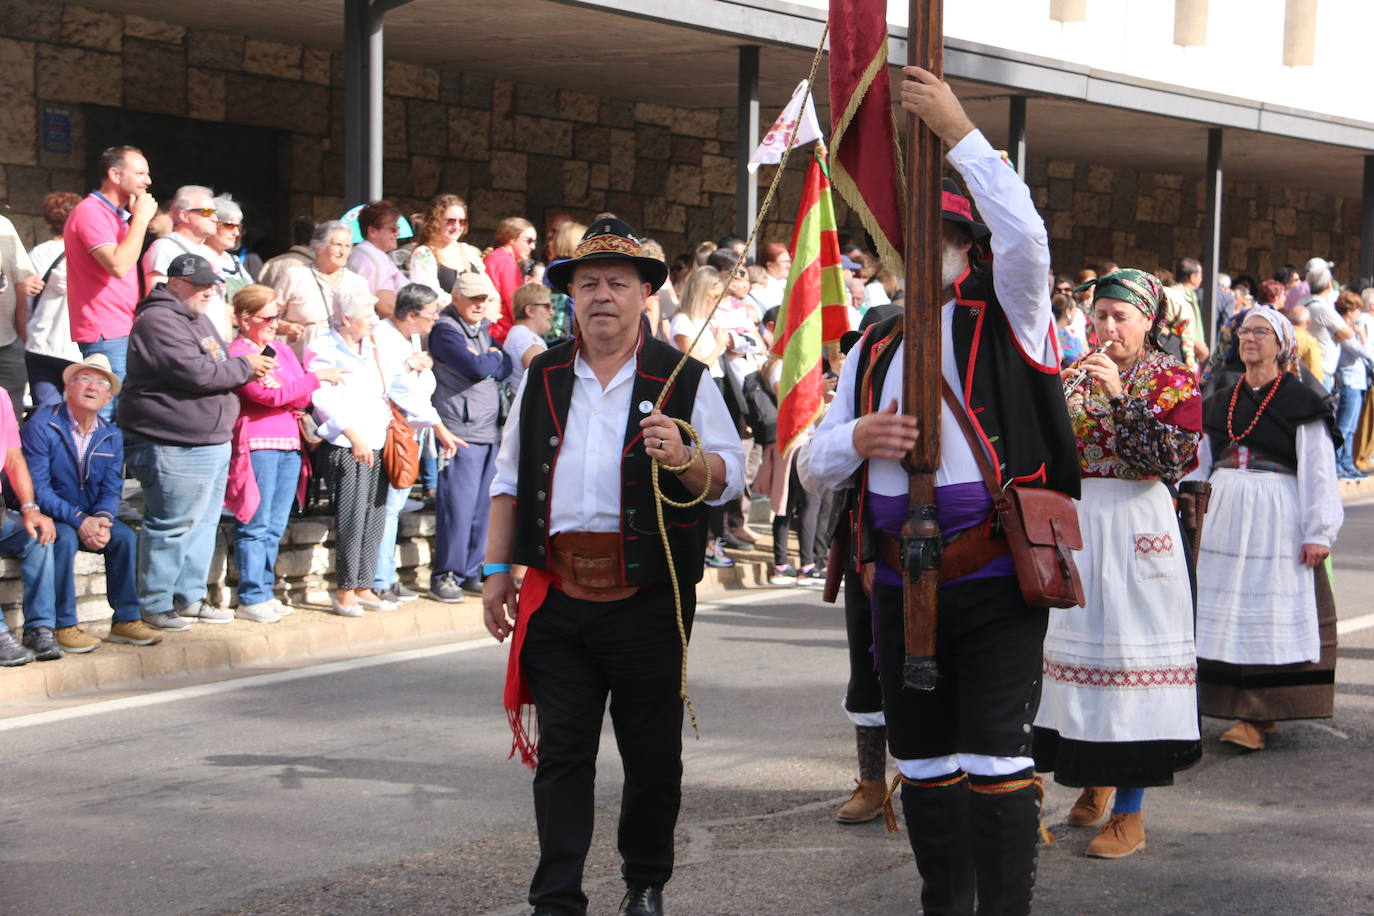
top-left (748, 80), bottom-right (823, 173)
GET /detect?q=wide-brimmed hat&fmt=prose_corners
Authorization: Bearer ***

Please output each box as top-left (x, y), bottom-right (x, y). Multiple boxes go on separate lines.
top-left (942, 178), bottom-right (990, 239)
top-left (62, 353), bottom-right (122, 396)
top-left (545, 218), bottom-right (669, 295)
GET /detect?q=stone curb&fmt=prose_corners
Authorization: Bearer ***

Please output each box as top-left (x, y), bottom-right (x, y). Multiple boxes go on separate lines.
top-left (1339, 476), bottom-right (1374, 502)
top-left (0, 548), bottom-right (780, 711)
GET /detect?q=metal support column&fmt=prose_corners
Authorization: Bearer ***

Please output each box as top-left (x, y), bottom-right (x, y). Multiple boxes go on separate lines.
top-left (1007, 96), bottom-right (1027, 180)
top-left (735, 45), bottom-right (760, 256)
top-left (343, 0), bottom-right (370, 206)
top-left (343, 0), bottom-right (415, 207)
top-left (1361, 155), bottom-right (1374, 280)
top-left (1201, 127), bottom-right (1223, 348)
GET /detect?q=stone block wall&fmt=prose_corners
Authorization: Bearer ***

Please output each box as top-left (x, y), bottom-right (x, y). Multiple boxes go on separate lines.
top-left (1025, 157), bottom-right (1361, 280)
top-left (0, 511), bottom-right (437, 631)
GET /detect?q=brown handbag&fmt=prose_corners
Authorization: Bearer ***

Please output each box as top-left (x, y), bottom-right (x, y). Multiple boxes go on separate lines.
top-left (371, 338), bottom-right (421, 490)
top-left (940, 381), bottom-right (1086, 609)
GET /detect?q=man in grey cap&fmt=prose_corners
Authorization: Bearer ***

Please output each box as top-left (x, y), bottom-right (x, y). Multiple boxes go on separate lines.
top-left (120, 253), bottom-right (275, 628)
top-left (427, 271), bottom-right (512, 602)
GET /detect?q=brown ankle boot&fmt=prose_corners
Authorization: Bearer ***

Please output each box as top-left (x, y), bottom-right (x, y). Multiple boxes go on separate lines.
top-left (1220, 719), bottom-right (1276, 751)
top-left (1084, 812), bottom-right (1146, 858)
top-left (1065, 786), bottom-right (1115, 826)
top-left (836, 779), bottom-right (888, 823)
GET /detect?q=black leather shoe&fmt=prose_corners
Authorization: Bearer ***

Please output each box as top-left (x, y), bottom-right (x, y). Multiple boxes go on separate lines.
top-left (23, 626), bottom-right (65, 662)
top-left (617, 882), bottom-right (663, 916)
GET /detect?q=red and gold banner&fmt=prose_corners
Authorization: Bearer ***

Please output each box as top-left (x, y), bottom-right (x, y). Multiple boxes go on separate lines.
top-left (828, 0), bottom-right (905, 273)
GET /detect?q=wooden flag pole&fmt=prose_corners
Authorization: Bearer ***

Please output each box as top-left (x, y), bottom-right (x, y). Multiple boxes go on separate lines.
top-left (899, 0), bottom-right (944, 691)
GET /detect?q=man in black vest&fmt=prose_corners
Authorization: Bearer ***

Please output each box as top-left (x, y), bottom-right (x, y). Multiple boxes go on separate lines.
top-left (804, 69), bottom-right (1078, 915)
top-left (483, 219), bottom-right (744, 916)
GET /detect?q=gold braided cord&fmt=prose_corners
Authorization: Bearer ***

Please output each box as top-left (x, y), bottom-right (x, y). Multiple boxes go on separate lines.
top-left (652, 24), bottom-right (830, 739)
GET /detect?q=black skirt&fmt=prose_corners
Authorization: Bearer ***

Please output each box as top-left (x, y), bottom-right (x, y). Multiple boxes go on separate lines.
top-left (1033, 726), bottom-right (1201, 788)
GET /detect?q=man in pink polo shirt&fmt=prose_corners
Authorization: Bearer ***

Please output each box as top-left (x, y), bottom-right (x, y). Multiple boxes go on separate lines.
top-left (63, 145), bottom-right (157, 419)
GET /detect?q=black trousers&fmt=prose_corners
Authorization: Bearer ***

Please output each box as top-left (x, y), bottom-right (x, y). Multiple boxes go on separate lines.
top-left (844, 569), bottom-right (884, 717)
top-left (521, 584), bottom-right (695, 915)
top-left (771, 463), bottom-right (821, 569)
top-left (872, 575), bottom-right (1047, 760)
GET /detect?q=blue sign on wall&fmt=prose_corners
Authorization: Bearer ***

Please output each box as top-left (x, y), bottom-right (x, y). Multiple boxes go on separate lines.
top-left (43, 105), bottom-right (72, 155)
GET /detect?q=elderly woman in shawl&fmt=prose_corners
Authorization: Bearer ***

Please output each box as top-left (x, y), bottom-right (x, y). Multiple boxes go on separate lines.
top-left (1184, 306), bottom-right (1343, 752)
top-left (1033, 269), bottom-right (1203, 860)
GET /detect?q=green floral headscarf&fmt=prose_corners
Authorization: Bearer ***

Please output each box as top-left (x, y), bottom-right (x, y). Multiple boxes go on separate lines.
top-left (1074, 268), bottom-right (1165, 321)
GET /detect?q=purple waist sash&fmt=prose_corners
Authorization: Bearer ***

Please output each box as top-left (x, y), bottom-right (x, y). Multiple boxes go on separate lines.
top-left (866, 483), bottom-right (1015, 588)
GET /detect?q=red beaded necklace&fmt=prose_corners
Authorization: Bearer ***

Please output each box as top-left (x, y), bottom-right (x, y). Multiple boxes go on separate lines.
top-left (1226, 373), bottom-right (1284, 443)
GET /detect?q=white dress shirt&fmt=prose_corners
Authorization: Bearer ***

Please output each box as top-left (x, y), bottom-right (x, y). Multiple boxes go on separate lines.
top-left (491, 347), bottom-right (746, 534)
top-left (806, 129), bottom-right (1056, 497)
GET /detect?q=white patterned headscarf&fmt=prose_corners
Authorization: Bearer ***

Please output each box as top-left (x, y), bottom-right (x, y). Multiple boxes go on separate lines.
top-left (1242, 305), bottom-right (1297, 364)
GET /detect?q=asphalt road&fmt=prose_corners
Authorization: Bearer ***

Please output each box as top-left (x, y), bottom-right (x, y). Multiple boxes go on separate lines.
top-left (2, 506), bottom-right (1373, 916)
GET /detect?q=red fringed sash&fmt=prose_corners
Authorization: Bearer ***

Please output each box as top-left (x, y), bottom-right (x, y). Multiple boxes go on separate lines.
top-left (502, 567), bottom-right (556, 771)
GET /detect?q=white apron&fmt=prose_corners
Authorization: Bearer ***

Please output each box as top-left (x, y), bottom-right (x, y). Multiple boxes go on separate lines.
top-left (1195, 467), bottom-right (1319, 665)
top-left (1036, 478), bottom-right (1200, 742)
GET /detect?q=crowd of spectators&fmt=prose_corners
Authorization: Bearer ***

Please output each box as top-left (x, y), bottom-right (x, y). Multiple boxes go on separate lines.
top-left (1, 141), bottom-right (1368, 669)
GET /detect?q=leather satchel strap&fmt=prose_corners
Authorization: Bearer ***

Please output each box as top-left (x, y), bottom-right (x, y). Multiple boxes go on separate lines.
top-left (939, 379), bottom-right (1002, 502)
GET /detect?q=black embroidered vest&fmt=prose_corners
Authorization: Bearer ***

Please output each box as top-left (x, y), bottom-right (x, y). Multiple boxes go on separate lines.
top-left (512, 334), bottom-right (710, 587)
top-left (844, 268), bottom-right (1080, 565)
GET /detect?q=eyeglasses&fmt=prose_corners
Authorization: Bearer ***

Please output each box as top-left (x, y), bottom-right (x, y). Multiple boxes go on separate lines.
top-left (518, 235), bottom-right (537, 245)
top-left (1236, 327), bottom-right (1275, 339)
top-left (190, 207), bottom-right (217, 217)
top-left (220, 222), bottom-right (241, 230)
top-left (252, 313), bottom-right (281, 323)
top-left (72, 373), bottom-right (112, 389)
top-left (445, 217), bottom-right (468, 225)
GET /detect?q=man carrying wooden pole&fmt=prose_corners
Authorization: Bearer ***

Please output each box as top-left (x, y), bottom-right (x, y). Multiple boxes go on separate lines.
top-left (806, 3), bottom-right (1079, 909)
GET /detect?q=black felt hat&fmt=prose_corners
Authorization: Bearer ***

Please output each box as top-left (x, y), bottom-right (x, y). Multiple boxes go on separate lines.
top-left (545, 218), bottom-right (670, 295)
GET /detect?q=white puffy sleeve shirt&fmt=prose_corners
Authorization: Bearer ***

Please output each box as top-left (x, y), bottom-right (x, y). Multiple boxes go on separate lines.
top-left (490, 352), bottom-right (745, 534)
top-left (805, 129), bottom-right (1055, 496)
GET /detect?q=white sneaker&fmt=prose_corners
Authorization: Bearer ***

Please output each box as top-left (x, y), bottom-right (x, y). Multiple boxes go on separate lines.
top-left (235, 602), bottom-right (282, 623)
top-left (178, 600), bottom-right (234, 625)
top-left (270, 598), bottom-right (295, 617)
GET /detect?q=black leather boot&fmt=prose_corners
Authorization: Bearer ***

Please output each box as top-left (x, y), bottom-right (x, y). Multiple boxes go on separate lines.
top-left (967, 771), bottom-right (1040, 916)
top-left (900, 773), bottom-right (976, 916)
top-left (616, 881), bottom-right (663, 916)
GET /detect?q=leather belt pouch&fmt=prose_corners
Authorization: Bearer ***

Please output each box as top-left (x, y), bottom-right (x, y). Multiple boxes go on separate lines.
top-left (550, 531), bottom-right (626, 590)
top-left (876, 529), bottom-right (1009, 584)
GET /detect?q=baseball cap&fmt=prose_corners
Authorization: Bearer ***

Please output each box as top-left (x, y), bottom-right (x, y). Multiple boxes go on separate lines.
top-left (167, 253), bottom-right (221, 286)
top-left (454, 273), bottom-right (491, 298)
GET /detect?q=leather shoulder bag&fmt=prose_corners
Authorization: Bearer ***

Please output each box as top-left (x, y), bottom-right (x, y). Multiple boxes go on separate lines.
top-left (940, 380), bottom-right (1086, 609)
top-left (370, 339), bottom-right (421, 490)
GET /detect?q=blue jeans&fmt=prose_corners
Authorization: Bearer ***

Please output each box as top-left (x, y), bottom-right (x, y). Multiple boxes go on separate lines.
top-left (124, 433), bottom-right (231, 614)
top-left (418, 430), bottom-right (438, 493)
top-left (79, 337), bottom-right (129, 422)
top-left (53, 518), bottom-right (140, 625)
top-left (233, 448), bottom-right (301, 605)
top-left (1335, 381), bottom-right (1365, 474)
top-left (0, 510), bottom-right (57, 632)
top-left (372, 482), bottom-right (410, 591)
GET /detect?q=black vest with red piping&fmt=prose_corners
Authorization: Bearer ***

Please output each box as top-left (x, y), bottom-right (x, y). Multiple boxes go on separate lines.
top-left (845, 267), bottom-right (1080, 568)
top-left (511, 333), bottom-right (710, 587)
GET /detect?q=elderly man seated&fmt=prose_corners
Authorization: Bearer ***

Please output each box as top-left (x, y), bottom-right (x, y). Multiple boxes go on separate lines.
top-left (21, 354), bottom-right (163, 653)
top-left (0, 385), bottom-right (58, 667)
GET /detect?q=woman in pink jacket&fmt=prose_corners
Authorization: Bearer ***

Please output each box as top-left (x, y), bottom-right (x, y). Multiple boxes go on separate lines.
top-left (226, 284), bottom-right (342, 622)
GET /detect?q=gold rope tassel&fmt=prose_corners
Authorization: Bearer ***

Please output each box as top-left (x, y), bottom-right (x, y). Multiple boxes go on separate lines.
top-left (646, 24), bottom-right (831, 740)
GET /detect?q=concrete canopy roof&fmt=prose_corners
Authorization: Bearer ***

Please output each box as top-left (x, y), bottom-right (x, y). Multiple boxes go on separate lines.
top-left (81, 0), bottom-right (1372, 199)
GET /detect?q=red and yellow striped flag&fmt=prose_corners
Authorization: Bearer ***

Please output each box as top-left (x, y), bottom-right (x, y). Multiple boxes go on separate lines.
top-left (770, 147), bottom-right (851, 456)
